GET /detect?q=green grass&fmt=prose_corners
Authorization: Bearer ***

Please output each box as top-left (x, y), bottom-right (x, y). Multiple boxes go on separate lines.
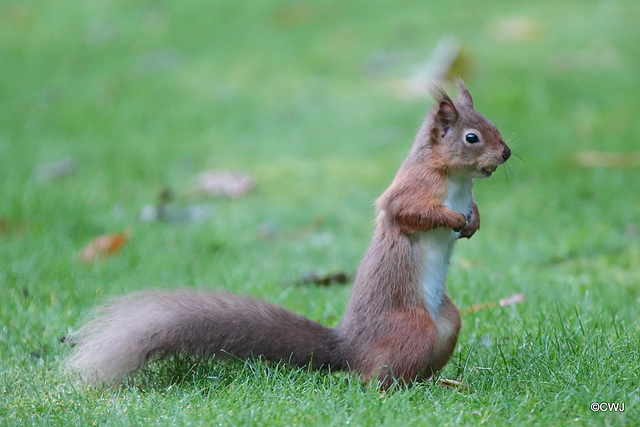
top-left (1, 0), bottom-right (639, 425)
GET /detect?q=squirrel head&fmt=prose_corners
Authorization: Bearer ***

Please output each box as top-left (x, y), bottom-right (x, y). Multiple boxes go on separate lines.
top-left (423, 79), bottom-right (511, 178)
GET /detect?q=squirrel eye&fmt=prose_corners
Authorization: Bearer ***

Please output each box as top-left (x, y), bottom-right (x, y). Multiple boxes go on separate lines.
top-left (465, 133), bottom-right (479, 143)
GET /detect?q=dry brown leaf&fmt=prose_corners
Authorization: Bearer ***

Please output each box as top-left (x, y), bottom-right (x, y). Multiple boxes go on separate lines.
top-left (299, 271), bottom-right (351, 287)
top-left (194, 170), bottom-right (255, 198)
top-left (574, 151), bottom-right (640, 168)
top-left (463, 293), bottom-right (526, 314)
top-left (256, 221), bottom-right (278, 239)
top-left (499, 293), bottom-right (526, 307)
top-left (79, 229), bottom-right (131, 262)
top-left (139, 204), bottom-right (212, 223)
top-left (462, 301), bottom-right (498, 314)
top-left (458, 258), bottom-right (472, 270)
top-left (0, 218), bottom-right (29, 236)
top-left (491, 17), bottom-right (544, 42)
top-left (273, 2), bottom-right (318, 28)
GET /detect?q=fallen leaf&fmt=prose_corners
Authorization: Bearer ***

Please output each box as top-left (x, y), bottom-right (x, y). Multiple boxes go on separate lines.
top-left (181, 205), bottom-right (212, 222)
top-left (256, 221), bottom-right (278, 239)
top-left (139, 187), bottom-right (213, 223)
top-left (272, 2), bottom-right (317, 28)
top-left (458, 258), bottom-right (472, 270)
top-left (462, 301), bottom-right (497, 314)
top-left (438, 378), bottom-right (472, 391)
top-left (139, 204), bottom-right (212, 223)
top-left (312, 214), bottom-right (325, 228)
top-left (298, 271), bottom-right (351, 287)
top-left (0, 5), bottom-right (35, 29)
top-left (285, 214), bottom-right (327, 240)
top-left (491, 17), bottom-right (544, 42)
top-left (463, 293), bottom-right (526, 314)
top-left (194, 170), bottom-right (255, 198)
top-left (0, 218), bottom-right (29, 236)
top-left (499, 293), bottom-right (526, 307)
top-left (79, 229), bottom-right (131, 262)
top-left (139, 205), bottom-right (162, 222)
top-left (309, 231), bottom-right (334, 248)
top-left (574, 151), bottom-right (640, 168)
top-left (137, 48), bottom-right (183, 72)
top-left (549, 47), bottom-right (621, 72)
top-left (86, 19), bottom-right (118, 45)
top-left (35, 157), bottom-right (77, 181)
top-left (625, 224), bottom-right (639, 238)
top-left (469, 366), bottom-right (493, 373)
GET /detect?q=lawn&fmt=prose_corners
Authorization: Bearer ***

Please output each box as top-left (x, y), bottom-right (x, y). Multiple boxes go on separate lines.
top-left (1, 0), bottom-right (639, 425)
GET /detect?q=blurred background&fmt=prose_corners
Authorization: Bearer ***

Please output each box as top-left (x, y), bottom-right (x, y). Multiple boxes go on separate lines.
top-left (1, 0), bottom-right (639, 322)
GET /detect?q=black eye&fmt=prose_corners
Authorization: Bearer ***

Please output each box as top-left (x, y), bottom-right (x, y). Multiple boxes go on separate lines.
top-left (465, 133), bottom-right (479, 143)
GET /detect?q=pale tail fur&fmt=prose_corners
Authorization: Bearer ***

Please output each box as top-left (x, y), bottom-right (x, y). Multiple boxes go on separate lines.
top-left (67, 290), bottom-right (342, 384)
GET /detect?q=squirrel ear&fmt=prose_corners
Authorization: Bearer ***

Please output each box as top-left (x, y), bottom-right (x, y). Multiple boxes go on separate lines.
top-left (432, 87), bottom-right (459, 127)
top-left (456, 78), bottom-right (474, 109)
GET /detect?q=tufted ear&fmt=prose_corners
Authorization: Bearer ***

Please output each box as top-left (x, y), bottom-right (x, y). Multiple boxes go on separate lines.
top-left (432, 87), bottom-right (459, 129)
top-left (456, 78), bottom-right (474, 109)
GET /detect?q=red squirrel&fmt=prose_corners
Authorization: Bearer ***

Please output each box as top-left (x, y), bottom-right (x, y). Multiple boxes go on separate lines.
top-left (66, 80), bottom-right (510, 389)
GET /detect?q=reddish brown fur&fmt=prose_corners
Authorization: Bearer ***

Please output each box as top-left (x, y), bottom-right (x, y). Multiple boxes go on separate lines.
top-left (66, 81), bottom-right (509, 390)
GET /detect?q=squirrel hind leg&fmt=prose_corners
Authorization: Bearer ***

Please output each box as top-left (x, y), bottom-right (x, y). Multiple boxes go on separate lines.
top-left (426, 294), bottom-right (461, 376)
top-left (359, 347), bottom-right (431, 391)
top-left (355, 319), bottom-right (438, 390)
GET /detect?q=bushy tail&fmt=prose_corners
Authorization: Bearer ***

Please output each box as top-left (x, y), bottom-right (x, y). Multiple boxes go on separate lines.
top-left (66, 290), bottom-right (343, 384)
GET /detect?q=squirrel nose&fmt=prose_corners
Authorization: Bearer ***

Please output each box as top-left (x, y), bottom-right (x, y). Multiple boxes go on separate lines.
top-left (502, 145), bottom-right (511, 161)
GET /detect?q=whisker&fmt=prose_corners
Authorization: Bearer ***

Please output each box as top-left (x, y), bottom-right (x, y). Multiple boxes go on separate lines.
top-left (511, 151), bottom-right (526, 166)
top-left (505, 134), bottom-right (524, 164)
top-left (502, 162), bottom-right (514, 186)
top-left (506, 133), bottom-right (520, 143)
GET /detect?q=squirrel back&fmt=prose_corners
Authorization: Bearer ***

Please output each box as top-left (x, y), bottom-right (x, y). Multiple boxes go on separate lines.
top-left (66, 80), bottom-right (510, 389)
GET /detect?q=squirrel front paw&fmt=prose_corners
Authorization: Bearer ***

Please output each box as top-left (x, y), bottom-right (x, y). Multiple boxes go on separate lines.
top-left (459, 220), bottom-right (479, 239)
top-left (449, 212), bottom-right (468, 232)
top-left (459, 203), bottom-right (480, 239)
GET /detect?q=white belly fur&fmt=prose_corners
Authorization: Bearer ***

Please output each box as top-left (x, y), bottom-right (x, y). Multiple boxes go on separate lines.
top-left (418, 176), bottom-right (472, 318)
